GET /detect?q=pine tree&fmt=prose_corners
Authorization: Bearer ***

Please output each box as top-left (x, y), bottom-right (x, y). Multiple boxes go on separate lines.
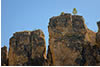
top-left (72, 8), bottom-right (77, 15)
top-left (61, 12), bottom-right (64, 15)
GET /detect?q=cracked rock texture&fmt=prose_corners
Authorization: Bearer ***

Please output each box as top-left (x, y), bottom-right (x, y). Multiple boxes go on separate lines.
top-left (47, 13), bottom-right (100, 66)
top-left (1, 46), bottom-right (8, 66)
top-left (1, 13), bottom-right (100, 66)
top-left (8, 29), bottom-right (46, 66)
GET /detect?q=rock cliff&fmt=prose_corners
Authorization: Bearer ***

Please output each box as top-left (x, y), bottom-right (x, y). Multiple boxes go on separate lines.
top-left (47, 13), bottom-right (100, 66)
top-left (8, 29), bottom-right (46, 66)
top-left (1, 13), bottom-right (100, 66)
top-left (96, 21), bottom-right (100, 44)
top-left (1, 46), bottom-right (8, 66)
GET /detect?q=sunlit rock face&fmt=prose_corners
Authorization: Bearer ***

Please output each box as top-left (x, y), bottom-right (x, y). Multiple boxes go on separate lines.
top-left (47, 13), bottom-right (99, 66)
top-left (8, 29), bottom-right (46, 66)
top-left (1, 46), bottom-right (8, 66)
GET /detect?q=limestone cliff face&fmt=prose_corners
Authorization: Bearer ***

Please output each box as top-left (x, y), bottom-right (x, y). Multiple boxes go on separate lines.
top-left (47, 13), bottom-right (100, 66)
top-left (1, 46), bottom-right (8, 66)
top-left (8, 29), bottom-right (46, 66)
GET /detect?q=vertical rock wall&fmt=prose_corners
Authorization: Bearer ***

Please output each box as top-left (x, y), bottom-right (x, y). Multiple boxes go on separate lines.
top-left (1, 46), bottom-right (8, 66)
top-left (47, 13), bottom-right (98, 66)
top-left (8, 29), bottom-right (46, 66)
top-left (96, 21), bottom-right (100, 45)
top-left (95, 21), bottom-right (100, 65)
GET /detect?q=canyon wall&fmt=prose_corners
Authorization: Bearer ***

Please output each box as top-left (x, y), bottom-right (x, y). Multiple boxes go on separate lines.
top-left (1, 13), bottom-right (100, 66)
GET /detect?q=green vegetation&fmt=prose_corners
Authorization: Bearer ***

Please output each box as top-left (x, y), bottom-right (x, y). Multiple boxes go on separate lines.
top-left (72, 8), bottom-right (77, 15)
top-left (61, 12), bottom-right (64, 15)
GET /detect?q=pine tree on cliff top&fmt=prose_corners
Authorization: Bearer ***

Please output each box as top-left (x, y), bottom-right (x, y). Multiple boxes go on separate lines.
top-left (72, 8), bottom-right (77, 15)
top-left (61, 12), bottom-right (64, 15)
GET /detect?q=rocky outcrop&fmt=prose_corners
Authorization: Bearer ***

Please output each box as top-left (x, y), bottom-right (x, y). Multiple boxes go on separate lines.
top-left (47, 13), bottom-right (99, 66)
top-left (86, 29), bottom-right (96, 45)
top-left (8, 29), bottom-right (46, 66)
top-left (1, 46), bottom-right (8, 66)
top-left (95, 21), bottom-right (100, 65)
top-left (1, 13), bottom-right (100, 66)
top-left (96, 21), bottom-right (100, 45)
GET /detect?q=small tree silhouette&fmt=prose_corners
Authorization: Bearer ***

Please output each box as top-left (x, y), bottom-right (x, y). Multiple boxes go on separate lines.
top-left (72, 8), bottom-right (77, 15)
top-left (61, 12), bottom-right (64, 15)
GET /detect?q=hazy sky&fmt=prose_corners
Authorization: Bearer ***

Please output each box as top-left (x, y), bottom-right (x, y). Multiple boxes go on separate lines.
top-left (2, 0), bottom-right (100, 50)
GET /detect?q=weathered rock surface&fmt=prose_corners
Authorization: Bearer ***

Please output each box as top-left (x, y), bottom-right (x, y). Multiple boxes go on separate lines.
top-left (47, 13), bottom-right (99, 66)
top-left (87, 29), bottom-right (96, 45)
top-left (8, 29), bottom-right (46, 66)
top-left (95, 21), bottom-right (100, 66)
top-left (83, 43), bottom-right (100, 66)
top-left (96, 21), bottom-right (100, 45)
top-left (1, 13), bottom-right (100, 66)
top-left (1, 46), bottom-right (8, 66)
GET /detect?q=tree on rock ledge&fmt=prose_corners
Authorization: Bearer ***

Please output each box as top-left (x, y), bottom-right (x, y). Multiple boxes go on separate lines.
top-left (60, 12), bottom-right (64, 15)
top-left (72, 8), bottom-right (77, 15)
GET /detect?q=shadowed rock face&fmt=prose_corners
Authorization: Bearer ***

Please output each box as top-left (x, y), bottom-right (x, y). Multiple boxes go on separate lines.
top-left (1, 46), bottom-right (8, 66)
top-left (95, 21), bottom-right (100, 66)
top-left (47, 13), bottom-right (99, 66)
top-left (8, 29), bottom-right (46, 66)
top-left (96, 21), bottom-right (100, 44)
